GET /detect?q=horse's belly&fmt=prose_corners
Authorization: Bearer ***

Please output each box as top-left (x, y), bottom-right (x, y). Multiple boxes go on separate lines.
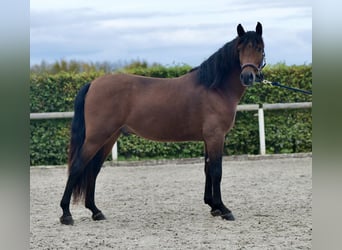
top-left (124, 121), bottom-right (203, 142)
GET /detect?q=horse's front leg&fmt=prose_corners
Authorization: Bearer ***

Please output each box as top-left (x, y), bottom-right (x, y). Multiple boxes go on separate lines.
top-left (209, 156), bottom-right (234, 220)
top-left (204, 137), bottom-right (235, 221)
top-left (204, 152), bottom-right (214, 208)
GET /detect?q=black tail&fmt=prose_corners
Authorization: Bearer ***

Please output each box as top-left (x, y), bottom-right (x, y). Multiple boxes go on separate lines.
top-left (68, 83), bottom-right (91, 203)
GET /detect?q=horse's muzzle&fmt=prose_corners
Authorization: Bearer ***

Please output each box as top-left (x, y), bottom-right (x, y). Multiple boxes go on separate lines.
top-left (240, 71), bottom-right (255, 87)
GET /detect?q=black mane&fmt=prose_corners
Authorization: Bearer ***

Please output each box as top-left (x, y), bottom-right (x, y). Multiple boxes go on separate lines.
top-left (191, 31), bottom-right (264, 89)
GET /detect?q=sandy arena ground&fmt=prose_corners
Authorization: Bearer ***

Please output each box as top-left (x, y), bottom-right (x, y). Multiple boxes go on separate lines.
top-left (30, 155), bottom-right (312, 249)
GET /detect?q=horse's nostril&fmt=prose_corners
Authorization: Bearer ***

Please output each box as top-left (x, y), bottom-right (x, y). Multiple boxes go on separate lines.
top-left (249, 72), bottom-right (254, 82)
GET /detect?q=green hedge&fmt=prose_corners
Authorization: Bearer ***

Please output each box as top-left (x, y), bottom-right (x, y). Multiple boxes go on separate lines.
top-left (30, 64), bottom-right (312, 165)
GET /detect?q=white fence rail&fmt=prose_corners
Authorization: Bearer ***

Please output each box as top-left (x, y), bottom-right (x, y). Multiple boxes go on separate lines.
top-left (30, 102), bottom-right (312, 158)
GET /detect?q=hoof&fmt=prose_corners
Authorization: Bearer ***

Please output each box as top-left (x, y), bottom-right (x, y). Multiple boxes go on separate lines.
top-left (92, 211), bottom-right (106, 221)
top-left (221, 212), bottom-right (235, 221)
top-left (210, 209), bottom-right (235, 221)
top-left (60, 215), bottom-right (74, 225)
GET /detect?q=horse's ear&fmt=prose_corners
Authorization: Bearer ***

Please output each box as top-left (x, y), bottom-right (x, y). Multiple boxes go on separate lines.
top-left (256, 22), bottom-right (262, 36)
top-left (237, 24), bottom-right (245, 37)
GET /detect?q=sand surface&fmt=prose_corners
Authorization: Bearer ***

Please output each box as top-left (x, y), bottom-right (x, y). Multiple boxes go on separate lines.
top-left (30, 156), bottom-right (312, 249)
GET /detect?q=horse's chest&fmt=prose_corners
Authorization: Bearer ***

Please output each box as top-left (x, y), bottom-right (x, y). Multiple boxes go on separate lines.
top-left (222, 109), bottom-right (237, 132)
top-left (213, 100), bottom-right (239, 132)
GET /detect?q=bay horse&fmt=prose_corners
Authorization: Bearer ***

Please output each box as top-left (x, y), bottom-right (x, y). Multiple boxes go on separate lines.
top-left (60, 22), bottom-right (265, 225)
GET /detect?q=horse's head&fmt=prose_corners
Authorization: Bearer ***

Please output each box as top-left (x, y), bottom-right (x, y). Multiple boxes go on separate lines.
top-left (237, 22), bottom-right (265, 87)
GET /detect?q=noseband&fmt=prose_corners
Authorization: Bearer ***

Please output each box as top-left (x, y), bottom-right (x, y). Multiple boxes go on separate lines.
top-left (240, 52), bottom-right (266, 82)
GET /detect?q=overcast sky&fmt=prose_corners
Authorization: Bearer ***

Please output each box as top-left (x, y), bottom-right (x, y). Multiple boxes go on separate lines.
top-left (30, 0), bottom-right (312, 67)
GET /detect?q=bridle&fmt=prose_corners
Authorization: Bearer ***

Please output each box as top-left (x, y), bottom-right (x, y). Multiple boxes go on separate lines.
top-left (240, 51), bottom-right (267, 82)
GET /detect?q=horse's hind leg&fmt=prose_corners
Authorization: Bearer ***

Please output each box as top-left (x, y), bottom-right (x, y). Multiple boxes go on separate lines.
top-left (60, 157), bottom-right (85, 225)
top-left (84, 148), bottom-right (106, 221)
top-left (84, 133), bottom-right (120, 221)
top-left (60, 129), bottom-right (118, 225)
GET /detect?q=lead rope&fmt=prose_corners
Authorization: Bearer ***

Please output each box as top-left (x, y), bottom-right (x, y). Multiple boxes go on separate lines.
top-left (255, 53), bottom-right (312, 95)
top-left (261, 79), bottom-right (312, 95)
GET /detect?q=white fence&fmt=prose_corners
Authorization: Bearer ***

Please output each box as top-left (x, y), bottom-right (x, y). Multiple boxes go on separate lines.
top-left (30, 102), bottom-right (312, 159)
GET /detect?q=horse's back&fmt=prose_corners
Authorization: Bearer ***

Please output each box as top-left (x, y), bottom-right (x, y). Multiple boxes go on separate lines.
top-left (89, 72), bottom-right (202, 106)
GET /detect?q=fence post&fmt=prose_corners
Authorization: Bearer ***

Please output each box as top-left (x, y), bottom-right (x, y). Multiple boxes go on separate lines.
top-left (112, 142), bottom-right (118, 160)
top-left (258, 106), bottom-right (266, 155)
